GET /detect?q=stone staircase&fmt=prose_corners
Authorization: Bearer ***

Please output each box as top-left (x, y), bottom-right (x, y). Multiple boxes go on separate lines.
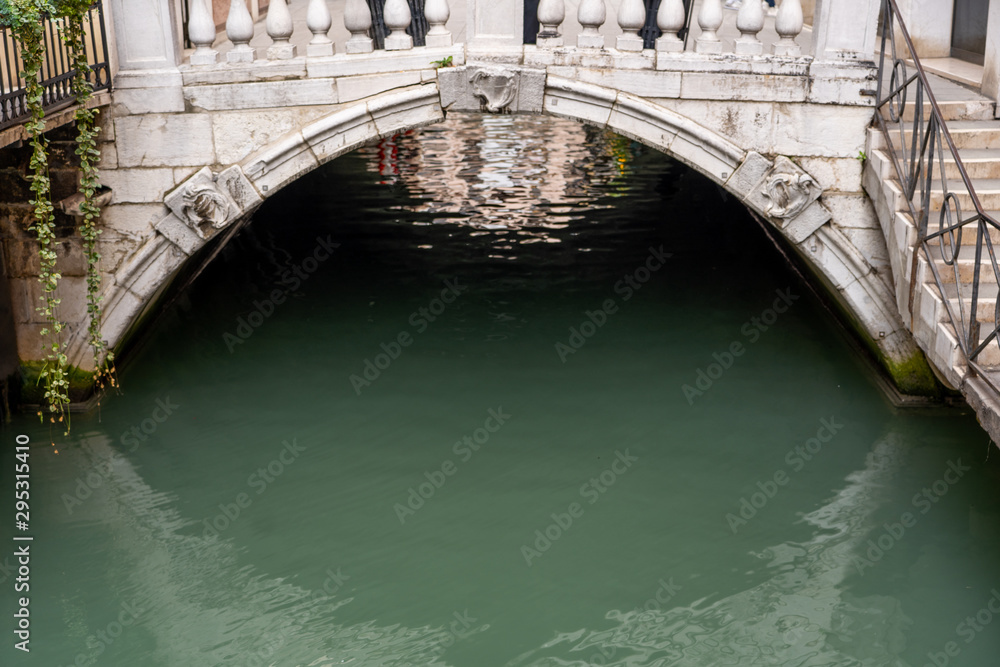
top-left (864, 79), bottom-right (1000, 393)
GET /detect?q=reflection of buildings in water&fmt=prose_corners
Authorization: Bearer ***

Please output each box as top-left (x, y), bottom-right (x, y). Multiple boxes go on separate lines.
top-left (356, 113), bottom-right (634, 254)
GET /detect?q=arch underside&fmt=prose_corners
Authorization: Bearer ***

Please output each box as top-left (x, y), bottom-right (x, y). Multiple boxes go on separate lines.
top-left (89, 76), bottom-right (928, 392)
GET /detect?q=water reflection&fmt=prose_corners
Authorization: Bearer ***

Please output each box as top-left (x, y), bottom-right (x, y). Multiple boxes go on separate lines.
top-left (357, 114), bottom-right (637, 256)
top-left (507, 435), bottom-right (915, 667)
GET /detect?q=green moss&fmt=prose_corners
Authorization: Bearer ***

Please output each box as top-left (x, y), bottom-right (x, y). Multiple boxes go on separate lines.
top-left (872, 341), bottom-right (942, 397)
top-left (18, 360), bottom-right (96, 405)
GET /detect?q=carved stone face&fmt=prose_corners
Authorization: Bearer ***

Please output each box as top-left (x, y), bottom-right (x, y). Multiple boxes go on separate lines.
top-left (762, 166), bottom-right (817, 220)
top-left (182, 183), bottom-right (231, 236)
top-left (470, 69), bottom-right (518, 114)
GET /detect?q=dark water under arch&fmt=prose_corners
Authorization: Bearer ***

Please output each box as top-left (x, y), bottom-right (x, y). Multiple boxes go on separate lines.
top-left (3, 113), bottom-right (1000, 667)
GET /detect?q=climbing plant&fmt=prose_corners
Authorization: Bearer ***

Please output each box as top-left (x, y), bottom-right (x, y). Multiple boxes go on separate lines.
top-left (1, 0), bottom-right (68, 427)
top-left (60, 0), bottom-right (115, 395)
top-left (1, 0), bottom-right (114, 430)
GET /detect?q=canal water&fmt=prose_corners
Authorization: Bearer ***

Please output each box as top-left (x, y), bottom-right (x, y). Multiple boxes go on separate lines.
top-left (3, 113), bottom-right (1000, 667)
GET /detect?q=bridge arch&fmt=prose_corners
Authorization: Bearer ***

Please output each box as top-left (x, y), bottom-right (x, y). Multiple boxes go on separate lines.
top-left (87, 77), bottom-right (932, 394)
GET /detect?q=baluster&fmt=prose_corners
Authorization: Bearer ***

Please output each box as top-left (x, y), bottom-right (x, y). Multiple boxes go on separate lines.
top-left (384, 0), bottom-right (413, 50)
top-left (307, 0), bottom-right (335, 56)
top-left (655, 0), bottom-right (685, 53)
top-left (695, 0), bottom-right (723, 53)
top-left (425, 0), bottom-right (452, 47)
top-left (734, 0), bottom-right (764, 54)
top-left (189, 0), bottom-right (218, 65)
top-left (616, 0), bottom-right (646, 51)
top-left (578, 0), bottom-right (606, 49)
top-left (537, 0), bottom-right (565, 48)
top-left (226, 0), bottom-right (255, 63)
top-left (344, 0), bottom-right (374, 53)
top-left (266, 0), bottom-right (297, 59)
top-left (773, 0), bottom-right (804, 56)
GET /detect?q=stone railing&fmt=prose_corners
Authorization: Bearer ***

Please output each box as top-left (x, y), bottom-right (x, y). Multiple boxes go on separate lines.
top-left (185, 0), bottom-right (452, 65)
top-left (180, 0), bottom-right (814, 68)
top-left (536, 0), bottom-right (806, 57)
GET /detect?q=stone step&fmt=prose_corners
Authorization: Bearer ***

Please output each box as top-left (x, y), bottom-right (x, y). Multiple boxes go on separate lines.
top-left (891, 148), bottom-right (1000, 180)
top-left (886, 121), bottom-right (1000, 150)
top-left (924, 242), bottom-right (1000, 284)
top-left (938, 320), bottom-right (1000, 366)
top-left (938, 281), bottom-right (1000, 323)
top-left (896, 99), bottom-right (997, 123)
top-left (927, 179), bottom-right (1000, 210)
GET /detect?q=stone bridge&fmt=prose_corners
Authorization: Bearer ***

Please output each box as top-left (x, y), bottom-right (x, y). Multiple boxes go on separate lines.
top-left (10, 0), bottom-right (998, 430)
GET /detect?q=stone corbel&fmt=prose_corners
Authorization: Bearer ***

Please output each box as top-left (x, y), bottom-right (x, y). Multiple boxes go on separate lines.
top-left (728, 152), bottom-right (831, 243)
top-left (161, 166), bottom-right (263, 252)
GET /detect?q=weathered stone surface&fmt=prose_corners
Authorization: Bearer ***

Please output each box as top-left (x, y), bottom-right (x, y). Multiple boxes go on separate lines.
top-left (185, 79), bottom-right (338, 111)
top-left (211, 108), bottom-right (330, 165)
top-left (337, 71), bottom-right (426, 103)
top-left (115, 115), bottom-right (215, 168)
top-left (305, 47), bottom-right (465, 79)
top-left (548, 67), bottom-right (681, 98)
top-left (302, 105), bottom-right (380, 165)
top-left (154, 214), bottom-right (206, 256)
top-left (101, 168), bottom-right (177, 205)
top-left (368, 84), bottom-right (444, 138)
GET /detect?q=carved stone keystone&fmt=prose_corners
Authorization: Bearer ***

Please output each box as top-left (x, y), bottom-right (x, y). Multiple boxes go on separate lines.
top-left (438, 65), bottom-right (546, 114)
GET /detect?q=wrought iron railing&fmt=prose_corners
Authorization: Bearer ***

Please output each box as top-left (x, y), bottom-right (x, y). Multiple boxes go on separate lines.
top-left (875, 0), bottom-right (1000, 385)
top-left (369, 0), bottom-right (429, 49)
top-left (0, 1), bottom-right (111, 132)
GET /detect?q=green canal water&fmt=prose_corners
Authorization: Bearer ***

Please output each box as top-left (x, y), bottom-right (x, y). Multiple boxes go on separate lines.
top-left (4, 114), bottom-right (1000, 667)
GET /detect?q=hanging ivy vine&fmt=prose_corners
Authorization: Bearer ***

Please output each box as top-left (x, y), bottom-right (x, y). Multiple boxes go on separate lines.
top-left (1, 0), bottom-right (114, 431)
top-left (61, 0), bottom-right (115, 396)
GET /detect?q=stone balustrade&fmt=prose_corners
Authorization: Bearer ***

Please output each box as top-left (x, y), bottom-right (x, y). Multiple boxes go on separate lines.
top-left (181, 0), bottom-right (809, 68)
top-left (185, 0), bottom-right (453, 65)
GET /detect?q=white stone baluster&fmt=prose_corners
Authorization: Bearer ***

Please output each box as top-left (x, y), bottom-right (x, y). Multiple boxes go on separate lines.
top-left (226, 0), bottom-right (255, 63)
top-left (734, 0), bottom-right (764, 54)
top-left (655, 0), bottom-right (685, 52)
top-left (266, 0), bottom-right (297, 59)
top-left (536, 0), bottom-right (565, 48)
top-left (577, 0), bottom-right (606, 48)
top-left (384, 0), bottom-right (413, 50)
top-left (616, 0), bottom-right (646, 51)
top-left (344, 0), bottom-right (374, 53)
top-left (773, 0), bottom-right (804, 56)
top-left (695, 0), bottom-right (723, 53)
top-left (307, 0), bottom-right (335, 56)
top-left (576, 0), bottom-right (608, 49)
top-left (188, 0), bottom-right (218, 65)
top-left (424, 0), bottom-right (452, 47)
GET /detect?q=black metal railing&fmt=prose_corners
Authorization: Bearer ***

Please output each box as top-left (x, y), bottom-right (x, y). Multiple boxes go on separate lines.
top-left (368, 0), bottom-right (429, 49)
top-left (875, 0), bottom-right (1000, 383)
top-left (0, 1), bottom-right (111, 132)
